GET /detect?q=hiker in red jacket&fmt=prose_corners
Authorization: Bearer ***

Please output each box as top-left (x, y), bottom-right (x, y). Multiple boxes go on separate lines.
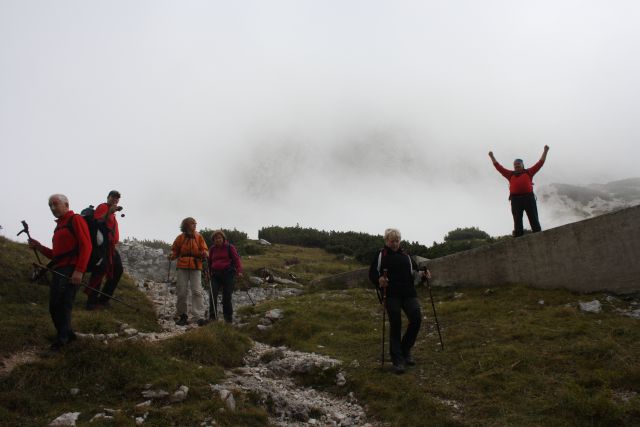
top-left (208, 230), bottom-right (243, 323)
top-left (85, 190), bottom-right (123, 310)
top-left (489, 145), bottom-right (549, 237)
top-left (28, 194), bottom-right (92, 351)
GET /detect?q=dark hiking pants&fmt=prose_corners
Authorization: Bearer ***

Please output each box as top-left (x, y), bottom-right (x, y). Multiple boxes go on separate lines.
top-left (386, 296), bottom-right (422, 365)
top-left (211, 270), bottom-right (235, 323)
top-left (510, 193), bottom-right (541, 237)
top-left (50, 266), bottom-right (77, 344)
top-left (87, 250), bottom-right (123, 306)
top-left (98, 250), bottom-right (123, 303)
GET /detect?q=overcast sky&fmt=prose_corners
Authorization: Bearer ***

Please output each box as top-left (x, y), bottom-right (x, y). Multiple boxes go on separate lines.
top-left (2, 1), bottom-right (639, 247)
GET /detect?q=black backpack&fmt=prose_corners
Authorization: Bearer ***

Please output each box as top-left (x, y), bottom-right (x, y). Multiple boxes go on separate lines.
top-left (54, 205), bottom-right (110, 273)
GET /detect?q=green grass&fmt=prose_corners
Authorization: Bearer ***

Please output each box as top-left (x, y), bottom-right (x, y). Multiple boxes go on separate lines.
top-left (0, 236), bottom-right (159, 356)
top-left (240, 285), bottom-right (640, 426)
top-left (2, 235), bottom-right (640, 426)
top-left (240, 243), bottom-right (362, 284)
top-left (0, 236), bottom-right (269, 426)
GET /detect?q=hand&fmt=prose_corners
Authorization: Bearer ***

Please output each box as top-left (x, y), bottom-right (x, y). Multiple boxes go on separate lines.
top-left (28, 238), bottom-right (41, 250)
top-left (108, 204), bottom-right (120, 215)
top-left (167, 254), bottom-right (174, 261)
top-left (237, 272), bottom-right (244, 279)
top-left (488, 151), bottom-right (494, 157)
top-left (422, 269), bottom-right (432, 280)
top-left (378, 276), bottom-right (389, 288)
top-left (71, 270), bottom-right (83, 286)
top-left (544, 145), bottom-right (549, 152)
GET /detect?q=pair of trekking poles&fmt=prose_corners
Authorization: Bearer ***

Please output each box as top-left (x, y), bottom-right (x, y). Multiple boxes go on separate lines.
top-left (165, 257), bottom-right (255, 321)
top-left (379, 268), bottom-right (444, 369)
top-left (19, 221), bottom-right (139, 312)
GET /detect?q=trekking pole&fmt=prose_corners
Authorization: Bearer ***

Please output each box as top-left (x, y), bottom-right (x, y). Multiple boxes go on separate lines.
top-left (425, 274), bottom-right (444, 351)
top-left (164, 259), bottom-right (172, 318)
top-left (33, 263), bottom-right (140, 312)
top-left (17, 221), bottom-right (43, 265)
top-left (381, 269), bottom-right (388, 368)
top-left (242, 278), bottom-right (256, 306)
top-left (203, 258), bottom-right (217, 320)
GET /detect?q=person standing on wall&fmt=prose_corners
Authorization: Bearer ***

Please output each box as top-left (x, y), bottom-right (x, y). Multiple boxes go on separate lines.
top-left (489, 146), bottom-right (549, 237)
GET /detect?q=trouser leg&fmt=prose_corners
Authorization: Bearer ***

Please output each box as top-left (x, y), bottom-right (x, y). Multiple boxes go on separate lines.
top-left (524, 194), bottom-right (542, 232)
top-left (400, 297), bottom-right (422, 357)
top-left (176, 269), bottom-right (189, 316)
top-left (211, 277), bottom-right (220, 319)
top-left (220, 272), bottom-right (235, 323)
top-left (50, 273), bottom-right (65, 338)
top-left (85, 270), bottom-right (105, 307)
top-left (511, 198), bottom-right (525, 237)
top-left (386, 297), bottom-right (403, 364)
top-left (189, 269), bottom-right (205, 319)
top-left (99, 250), bottom-right (123, 302)
top-left (50, 266), bottom-right (76, 344)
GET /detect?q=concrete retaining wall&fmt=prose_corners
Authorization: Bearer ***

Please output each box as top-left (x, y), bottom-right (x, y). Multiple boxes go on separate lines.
top-left (426, 205), bottom-right (640, 294)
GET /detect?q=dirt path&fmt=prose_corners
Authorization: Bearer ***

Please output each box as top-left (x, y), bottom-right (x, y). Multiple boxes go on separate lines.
top-left (0, 349), bottom-right (39, 377)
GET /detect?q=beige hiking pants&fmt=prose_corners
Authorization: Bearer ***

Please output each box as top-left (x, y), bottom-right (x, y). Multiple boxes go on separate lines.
top-left (176, 269), bottom-right (205, 320)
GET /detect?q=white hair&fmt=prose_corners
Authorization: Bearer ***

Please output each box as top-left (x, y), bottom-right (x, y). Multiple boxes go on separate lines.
top-left (48, 194), bottom-right (69, 205)
top-left (384, 228), bottom-right (401, 242)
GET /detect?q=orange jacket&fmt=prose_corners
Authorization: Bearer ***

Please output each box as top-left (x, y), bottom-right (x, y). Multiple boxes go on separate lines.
top-left (171, 232), bottom-right (208, 270)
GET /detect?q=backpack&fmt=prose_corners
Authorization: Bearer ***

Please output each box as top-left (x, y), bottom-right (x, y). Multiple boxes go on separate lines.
top-left (224, 242), bottom-right (238, 274)
top-left (80, 205), bottom-right (110, 272)
top-left (54, 205), bottom-right (110, 273)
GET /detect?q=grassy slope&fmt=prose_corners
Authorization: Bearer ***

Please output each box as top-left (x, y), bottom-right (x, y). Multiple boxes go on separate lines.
top-left (0, 237), bottom-right (264, 426)
top-left (2, 236), bottom-right (640, 426)
top-left (238, 262), bottom-right (640, 425)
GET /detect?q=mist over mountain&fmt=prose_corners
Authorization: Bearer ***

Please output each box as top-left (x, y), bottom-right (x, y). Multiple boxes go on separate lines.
top-left (539, 177), bottom-right (640, 225)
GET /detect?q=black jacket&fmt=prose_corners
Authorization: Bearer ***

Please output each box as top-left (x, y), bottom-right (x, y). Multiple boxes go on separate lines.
top-left (369, 246), bottom-right (417, 298)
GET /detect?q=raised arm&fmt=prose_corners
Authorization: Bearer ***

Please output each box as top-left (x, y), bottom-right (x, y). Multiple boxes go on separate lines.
top-left (540, 145), bottom-right (549, 162)
top-left (489, 150), bottom-right (511, 178)
top-left (488, 150), bottom-right (497, 164)
top-left (527, 145), bottom-right (550, 175)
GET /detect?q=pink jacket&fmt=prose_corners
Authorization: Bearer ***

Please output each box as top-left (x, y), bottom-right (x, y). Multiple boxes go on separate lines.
top-left (208, 242), bottom-right (243, 275)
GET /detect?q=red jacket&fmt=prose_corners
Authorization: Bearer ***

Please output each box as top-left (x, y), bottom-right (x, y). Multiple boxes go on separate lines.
top-left (40, 210), bottom-right (92, 272)
top-left (493, 159), bottom-right (545, 195)
top-left (208, 242), bottom-right (243, 275)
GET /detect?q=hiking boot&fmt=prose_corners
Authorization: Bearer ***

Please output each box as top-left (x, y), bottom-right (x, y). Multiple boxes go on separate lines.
top-left (393, 362), bottom-right (406, 375)
top-left (197, 318), bottom-right (209, 327)
top-left (175, 314), bottom-right (188, 326)
top-left (403, 354), bottom-right (416, 366)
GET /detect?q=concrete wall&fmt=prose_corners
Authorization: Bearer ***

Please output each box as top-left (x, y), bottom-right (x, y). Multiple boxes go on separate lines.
top-left (426, 205), bottom-right (640, 294)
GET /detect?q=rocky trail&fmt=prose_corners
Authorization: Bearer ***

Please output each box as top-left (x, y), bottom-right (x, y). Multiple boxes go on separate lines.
top-left (131, 273), bottom-right (376, 427)
top-left (38, 239), bottom-right (379, 426)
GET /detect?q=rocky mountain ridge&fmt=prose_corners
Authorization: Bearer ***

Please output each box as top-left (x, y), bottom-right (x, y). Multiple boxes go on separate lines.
top-left (538, 177), bottom-right (640, 223)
